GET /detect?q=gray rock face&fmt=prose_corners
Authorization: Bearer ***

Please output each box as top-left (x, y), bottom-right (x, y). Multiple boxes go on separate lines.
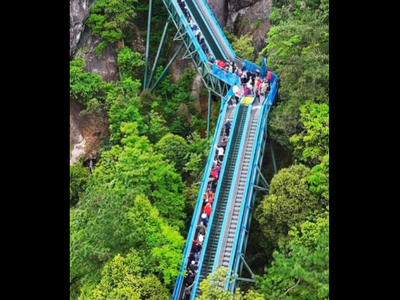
top-left (205, 0), bottom-right (272, 57)
top-left (228, 0), bottom-right (272, 55)
top-left (77, 27), bottom-right (118, 82)
top-left (70, 0), bottom-right (117, 82)
top-left (70, 0), bottom-right (90, 58)
top-left (229, 0), bottom-right (260, 11)
top-left (205, 0), bottom-right (228, 28)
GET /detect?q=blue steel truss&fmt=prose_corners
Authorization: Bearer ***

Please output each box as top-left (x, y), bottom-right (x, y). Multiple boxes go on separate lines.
top-left (161, 0), bottom-right (238, 98)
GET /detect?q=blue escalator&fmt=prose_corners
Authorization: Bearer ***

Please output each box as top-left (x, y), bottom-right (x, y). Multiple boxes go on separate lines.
top-left (191, 104), bottom-right (250, 299)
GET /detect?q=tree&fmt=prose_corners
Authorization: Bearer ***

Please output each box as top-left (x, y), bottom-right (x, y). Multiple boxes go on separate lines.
top-left (290, 101), bottom-right (329, 166)
top-left (70, 161), bottom-right (90, 207)
top-left (70, 59), bottom-right (111, 106)
top-left (262, 7), bottom-right (329, 148)
top-left (255, 164), bottom-right (323, 255)
top-left (155, 68), bottom-right (199, 137)
top-left (308, 154), bottom-right (329, 204)
top-left (88, 122), bottom-right (186, 228)
top-left (147, 110), bottom-right (170, 144)
top-left (231, 35), bottom-right (255, 61)
top-left (106, 80), bottom-right (146, 143)
top-left (70, 192), bottom-right (185, 298)
top-left (184, 132), bottom-right (209, 180)
top-left (155, 133), bottom-right (189, 174)
top-left (78, 251), bottom-right (170, 300)
top-left (196, 267), bottom-right (264, 300)
top-left (86, 0), bottom-right (139, 54)
top-left (255, 212), bottom-right (329, 300)
top-left (116, 47), bottom-right (144, 80)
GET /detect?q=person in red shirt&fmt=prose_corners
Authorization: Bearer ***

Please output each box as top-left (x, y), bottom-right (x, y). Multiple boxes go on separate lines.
top-left (204, 203), bottom-right (212, 217)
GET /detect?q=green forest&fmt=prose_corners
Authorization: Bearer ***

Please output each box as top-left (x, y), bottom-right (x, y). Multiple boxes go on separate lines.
top-left (70, 0), bottom-right (329, 299)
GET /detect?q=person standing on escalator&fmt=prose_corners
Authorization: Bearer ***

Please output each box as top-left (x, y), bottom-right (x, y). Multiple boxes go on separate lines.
top-left (225, 120), bottom-right (231, 136)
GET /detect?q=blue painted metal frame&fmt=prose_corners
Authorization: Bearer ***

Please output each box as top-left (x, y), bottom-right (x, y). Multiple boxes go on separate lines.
top-left (196, 0), bottom-right (236, 58)
top-left (190, 0), bottom-right (230, 60)
top-left (162, 0), bottom-right (233, 97)
top-left (167, 0), bottom-right (208, 63)
top-left (172, 0), bottom-right (215, 63)
top-left (189, 96), bottom-right (244, 300)
top-left (211, 97), bottom-right (254, 276)
top-left (212, 64), bottom-right (239, 86)
top-left (171, 89), bottom-right (233, 300)
top-left (228, 78), bottom-right (279, 291)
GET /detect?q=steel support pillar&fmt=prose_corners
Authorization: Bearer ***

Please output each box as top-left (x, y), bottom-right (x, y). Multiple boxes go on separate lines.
top-left (207, 89), bottom-right (211, 140)
top-left (143, 0), bottom-right (153, 88)
top-left (257, 166), bottom-right (270, 191)
top-left (270, 142), bottom-right (278, 175)
top-left (147, 18), bottom-right (170, 89)
top-left (150, 42), bottom-right (184, 92)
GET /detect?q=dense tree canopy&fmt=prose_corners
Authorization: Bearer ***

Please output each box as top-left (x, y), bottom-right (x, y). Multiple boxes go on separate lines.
top-left (263, 1), bottom-right (329, 147)
top-left (87, 0), bottom-right (139, 54)
top-left (290, 101), bottom-right (329, 166)
top-left (255, 212), bottom-right (329, 300)
top-left (255, 164), bottom-right (323, 253)
top-left (78, 252), bottom-right (170, 300)
top-left (197, 267), bottom-right (264, 300)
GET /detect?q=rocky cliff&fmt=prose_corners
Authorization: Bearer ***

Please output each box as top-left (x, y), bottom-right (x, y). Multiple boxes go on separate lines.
top-left (206, 0), bottom-right (272, 54)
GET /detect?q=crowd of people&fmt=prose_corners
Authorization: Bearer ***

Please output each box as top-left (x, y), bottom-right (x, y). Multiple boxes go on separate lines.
top-left (176, 0), bottom-right (272, 104)
top-left (182, 117), bottom-right (232, 298)
top-left (176, 0), bottom-right (253, 85)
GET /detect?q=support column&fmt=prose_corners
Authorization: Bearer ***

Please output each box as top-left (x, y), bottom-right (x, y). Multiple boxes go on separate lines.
top-left (147, 18), bottom-right (170, 89)
top-left (270, 142), bottom-right (278, 175)
top-left (240, 255), bottom-right (254, 278)
top-left (143, 0), bottom-right (153, 88)
top-left (207, 90), bottom-right (211, 140)
top-left (150, 42), bottom-right (184, 92)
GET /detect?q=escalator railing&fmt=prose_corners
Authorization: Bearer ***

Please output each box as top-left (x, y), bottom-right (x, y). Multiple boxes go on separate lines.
top-left (191, 103), bottom-right (251, 299)
top-left (171, 88), bottom-right (234, 300)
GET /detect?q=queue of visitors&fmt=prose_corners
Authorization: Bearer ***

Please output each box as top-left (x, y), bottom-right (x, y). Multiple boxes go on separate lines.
top-left (181, 114), bottom-right (232, 299)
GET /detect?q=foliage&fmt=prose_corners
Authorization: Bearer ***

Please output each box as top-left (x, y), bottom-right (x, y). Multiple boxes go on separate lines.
top-left (223, 30), bottom-right (237, 44)
top-left (255, 164), bottom-right (322, 254)
top-left (255, 211), bottom-right (329, 300)
top-left (264, 12), bottom-right (329, 101)
top-left (86, 0), bottom-right (138, 54)
top-left (253, 20), bottom-right (262, 29)
top-left (91, 122), bottom-right (186, 228)
top-left (263, 6), bottom-right (329, 147)
top-left (78, 251), bottom-right (169, 300)
top-left (155, 68), bottom-right (199, 137)
top-left (138, 90), bottom-right (170, 144)
top-left (106, 80), bottom-right (146, 143)
top-left (155, 133), bottom-right (189, 174)
top-left (116, 47), bottom-right (145, 80)
top-left (70, 59), bottom-right (111, 106)
top-left (70, 161), bottom-right (90, 207)
top-left (308, 154), bottom-right (329, 203)
top-left (184, 132), bottom-right (209, 180)
top-left (146, 110), bottom-right (170, 144)
top-left (231, 35), bottom-right (255, 61)
top-left (197, 267), bottom-right (264, 300)
top-left (290, 101), bottom-right (329, 165)
top-left (70, 192), bottom-right (185, 297)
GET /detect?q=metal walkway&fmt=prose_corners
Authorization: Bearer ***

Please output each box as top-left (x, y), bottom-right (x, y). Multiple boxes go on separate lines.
top-left (157, 1), bottom-right (280, 299)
